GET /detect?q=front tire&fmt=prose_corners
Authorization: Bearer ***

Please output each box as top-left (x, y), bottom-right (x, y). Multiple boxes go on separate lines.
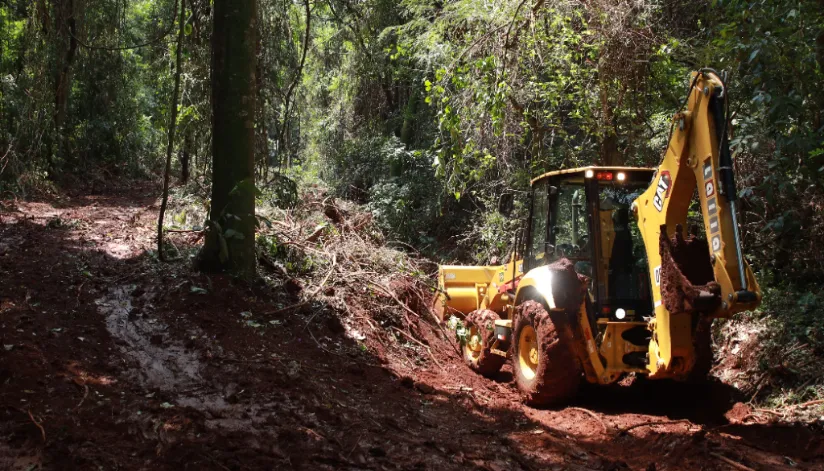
top-left (463, 309), bottom-right (506, 377)
top-left (512, 300), bottom-right (581, 406)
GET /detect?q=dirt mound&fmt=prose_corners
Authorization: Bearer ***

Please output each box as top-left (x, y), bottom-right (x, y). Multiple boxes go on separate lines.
top-left (659, 224), bottom-right (720, 314)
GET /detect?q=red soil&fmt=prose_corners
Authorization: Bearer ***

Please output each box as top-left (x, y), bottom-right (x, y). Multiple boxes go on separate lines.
top-left (0, 189), bottom-right (821, 470)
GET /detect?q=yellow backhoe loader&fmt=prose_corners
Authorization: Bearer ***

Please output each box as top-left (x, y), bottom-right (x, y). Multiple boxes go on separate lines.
top-left (434, 69), bottom-right (761, 405)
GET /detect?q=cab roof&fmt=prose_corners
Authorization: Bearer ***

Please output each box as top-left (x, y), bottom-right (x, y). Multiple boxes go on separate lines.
top-left (530, 166), bottom-right (655, 186)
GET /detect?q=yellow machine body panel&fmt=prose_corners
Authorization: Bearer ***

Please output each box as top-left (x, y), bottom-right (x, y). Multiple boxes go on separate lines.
top-left (434, 259), bottom-right (524, 321)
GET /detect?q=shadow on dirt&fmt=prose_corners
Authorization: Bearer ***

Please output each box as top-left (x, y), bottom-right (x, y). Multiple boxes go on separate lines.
top-left (572, 378), bottom-right (745, 425)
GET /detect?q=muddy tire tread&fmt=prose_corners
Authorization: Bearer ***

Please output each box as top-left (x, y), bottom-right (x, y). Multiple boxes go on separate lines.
top-left (513, 300), bottom-right (581, 406)
top-left (463, 309), bottom-right (506, 377)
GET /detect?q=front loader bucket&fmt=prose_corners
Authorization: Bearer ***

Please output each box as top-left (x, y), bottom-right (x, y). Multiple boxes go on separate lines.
top-left (658, 224), bottom-right (721, 314)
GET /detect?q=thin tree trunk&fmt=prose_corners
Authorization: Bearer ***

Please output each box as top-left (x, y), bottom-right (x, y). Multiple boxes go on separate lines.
top-left (54, 0), bottom-right (77, 166)
top-left (400, 89), bottom-right (419, 148)
top-left (197, 0), bottom-right (258, 279)
top-left (157, 0), bottom-right (187, 261)
top-left (599, 64), bottom-right (621, 166)
top-left (278, 0), bottom-right (310, 169)
top-left (816, 0), bottom-right (824, 130)
top-left (181, 129), bottom-right (191, 184)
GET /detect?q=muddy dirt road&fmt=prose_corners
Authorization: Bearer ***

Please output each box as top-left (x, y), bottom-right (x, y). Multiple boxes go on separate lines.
top-left (1, 189), bottom-right (822, 470)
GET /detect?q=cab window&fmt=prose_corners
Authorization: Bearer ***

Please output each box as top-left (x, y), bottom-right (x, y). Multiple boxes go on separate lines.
top-left (528, 181), bottom-right (549, 268)
top-left (551, 184), bottom-right (589, 261)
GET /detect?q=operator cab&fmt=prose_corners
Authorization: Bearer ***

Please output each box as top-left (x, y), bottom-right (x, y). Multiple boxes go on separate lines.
top-left (525, 167), bottom-right (656, 321)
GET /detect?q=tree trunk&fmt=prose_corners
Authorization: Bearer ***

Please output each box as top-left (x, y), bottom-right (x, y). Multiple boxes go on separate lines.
top-left (54, 0), bottom-right (77, 166)
top-left (816, 0), bottom-right (824, 130)
top-left (599, 77), bottom-right (620, 166)
top-left (197, 0), bottom-right (258, 279)
top-left (181, 129), bottom-right (191, 184)
top-left (400, 89), bottom-right (419, 148)
top-left (157, 0), bottom-right (188, 261)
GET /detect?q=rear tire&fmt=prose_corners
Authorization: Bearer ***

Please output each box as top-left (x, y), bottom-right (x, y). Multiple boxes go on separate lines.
top-left (463, 310), bottom-right (506, 377)
top-left (513, 300), bottom-right (581, 406)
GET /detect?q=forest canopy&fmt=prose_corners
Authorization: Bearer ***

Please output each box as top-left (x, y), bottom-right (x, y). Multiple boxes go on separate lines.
top-left (0, 0), bottom-right (820, 278)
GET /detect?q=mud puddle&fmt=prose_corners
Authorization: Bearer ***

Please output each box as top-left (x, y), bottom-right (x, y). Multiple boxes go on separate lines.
top-left (96, 285), bottom-right (280, 433)
top-left (97, 285), bottom-right (204, 390)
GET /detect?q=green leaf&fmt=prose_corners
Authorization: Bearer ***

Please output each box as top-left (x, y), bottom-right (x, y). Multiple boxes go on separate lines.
top-left (184, 23), bottom-right (192, 35)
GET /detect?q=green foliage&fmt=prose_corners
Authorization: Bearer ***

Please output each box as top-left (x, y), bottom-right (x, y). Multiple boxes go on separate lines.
top-left (759, 283), bottom-right (824, 350)
top-left (323, 135), bottom-right (443, 247)
top-left (257, 233), bottom-right (316, 275)
top-left (261, 173), bottom-right (299, 209)
top-left (705, 0), bottom-right (824, 285)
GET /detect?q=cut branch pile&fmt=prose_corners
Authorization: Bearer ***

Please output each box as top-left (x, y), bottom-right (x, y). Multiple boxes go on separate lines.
top-left (256, 189), bottom-right (447, 372)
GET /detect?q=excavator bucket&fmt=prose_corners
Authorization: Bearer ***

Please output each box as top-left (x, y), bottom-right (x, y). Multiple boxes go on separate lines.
top-left (658, 224), bottom-right (721, 314)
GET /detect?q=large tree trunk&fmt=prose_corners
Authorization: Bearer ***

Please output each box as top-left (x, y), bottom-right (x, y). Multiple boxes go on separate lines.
top-left (197, 0), bottom-right (258, 279)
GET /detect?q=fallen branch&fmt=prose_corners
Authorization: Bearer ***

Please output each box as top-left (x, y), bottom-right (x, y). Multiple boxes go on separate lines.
top-left (367, 281), bottom-right (420, 320)
top-left (367, 280), bottom-right (462, 359)
top-left (311, 253), bottom-right (336, 296)
top-left (709, 452), bottom-right (755, 471)
top-left (757, 398), bottom-right (824, 417)
top-left (617, 419), bottom-right (692, 435)
top-left (265, 301), bottom-right (309, 316)
top-left (75, 281), bottom-right (86, 307)
top-left (392, 327), bottom-right (444, 372)
top-left (165, 229), bottom-right (203, 233)
top-left (28, 409), bottom-right (46, 442)
top-left (74, 384), bottom-right (90, 411)
top-left (786, 398), bottom-right (824, 410)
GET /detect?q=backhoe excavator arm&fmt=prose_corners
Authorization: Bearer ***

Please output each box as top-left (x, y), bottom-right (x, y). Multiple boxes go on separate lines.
top-left (634, 69), bottom-right (761, 376)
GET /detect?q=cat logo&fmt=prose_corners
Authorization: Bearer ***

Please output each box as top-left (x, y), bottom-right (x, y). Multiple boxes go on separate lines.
top-left (653, 171), bottom-right (671, 212)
